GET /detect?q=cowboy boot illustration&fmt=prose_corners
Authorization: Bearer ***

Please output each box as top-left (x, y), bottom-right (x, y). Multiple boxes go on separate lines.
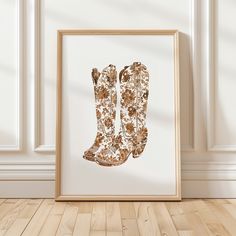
top-left (95, 62), bottom-right (149, 166)
top-left (83, 64), bottom-right (117, 162)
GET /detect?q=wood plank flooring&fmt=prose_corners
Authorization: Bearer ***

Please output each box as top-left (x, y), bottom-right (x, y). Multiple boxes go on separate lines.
top-left (0, 199), bottom-right (236, 235)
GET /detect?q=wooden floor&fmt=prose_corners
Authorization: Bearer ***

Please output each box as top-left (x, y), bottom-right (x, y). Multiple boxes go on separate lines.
top-left (0, 199), bottom-right (236, 235)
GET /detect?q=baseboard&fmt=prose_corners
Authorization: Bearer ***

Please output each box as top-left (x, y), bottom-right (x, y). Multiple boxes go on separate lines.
top-left (182, 180), bottom-right (236, 198)
top-left (0, 162), bottom-right (55, 180)
top-left (1, 161), bottom-right (236, 198)
top-left (0, 181), bottom-right (54, 198)
top-left (0, 180), bottom-right (236, 198)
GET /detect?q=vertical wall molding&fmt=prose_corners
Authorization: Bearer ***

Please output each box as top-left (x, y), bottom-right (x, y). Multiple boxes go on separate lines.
top-left (17, 0), bottom-right (24, 151)
top-left (33, 0), bottom-right (55, 153)
top-left (182, 0), bottom-right (199, 152)
top-left (206, 0), bottom-right (236, 152)
top-left (206, 0), bottom-right (216, 151)
top-left (0, 0), bottom-right (24, 152)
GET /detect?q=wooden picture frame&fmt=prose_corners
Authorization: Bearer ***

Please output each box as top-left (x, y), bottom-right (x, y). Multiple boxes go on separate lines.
top-left (56, 30), bottom-right (181, 201)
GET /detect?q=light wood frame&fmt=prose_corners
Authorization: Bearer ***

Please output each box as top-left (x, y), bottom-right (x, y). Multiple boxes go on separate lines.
top-left (55, 29), bottom-right (181, 201)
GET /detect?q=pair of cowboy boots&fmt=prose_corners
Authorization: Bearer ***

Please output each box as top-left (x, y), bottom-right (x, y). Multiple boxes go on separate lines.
top-left (83, 62), bottom-right (149, 167)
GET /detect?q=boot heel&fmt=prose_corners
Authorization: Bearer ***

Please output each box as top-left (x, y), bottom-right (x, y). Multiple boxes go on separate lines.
top-left (132, 150), bottom-right (141, 158)
top-left (132, 144), bottom-right (146, 158)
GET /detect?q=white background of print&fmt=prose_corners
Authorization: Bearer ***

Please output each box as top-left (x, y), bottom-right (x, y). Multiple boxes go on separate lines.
top-left (61, 35), bottom-right (176, 195)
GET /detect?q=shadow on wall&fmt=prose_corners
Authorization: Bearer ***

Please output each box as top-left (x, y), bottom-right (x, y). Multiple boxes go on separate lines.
top-left (178, 32), bottom-right (194, 147)
top-left (43, 0), bottom-right (187, 27)
top-left (40, 0), bottom-right (194, 150)
top-left (0, 61), bottom-right (28, 153)
top-left (97, 0), bottom-right (188, 26)
top-left (43, 32), bottom-right (194, 144)
top-left (213, 76), bottom-right (236, 146)
top-left (0, 63), bottom-right (21, 150)
top-left (45, 71), bottom-right (174, 125)
top-left (0, 34), bottom-right (194, 152)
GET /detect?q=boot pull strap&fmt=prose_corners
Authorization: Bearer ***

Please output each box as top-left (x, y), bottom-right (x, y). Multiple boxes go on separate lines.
top-left (119, 66), bottom-right (129, 82)
top-left (92, 68), bottom-right (100, 85)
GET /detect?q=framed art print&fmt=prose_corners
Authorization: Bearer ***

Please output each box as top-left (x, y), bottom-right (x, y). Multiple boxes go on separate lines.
top-left (55, 30), bottom-right (181, 201)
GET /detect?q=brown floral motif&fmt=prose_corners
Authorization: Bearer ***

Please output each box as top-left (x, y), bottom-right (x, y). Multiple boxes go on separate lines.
top-left (122, 89), bottom-right (135, 106)
top-left (112, 111), bottom-right (116, 119)
top-left (119, 66), bottom-right (129, 82)
top-left (140, 127), bottom-right (148, 139)
top-left (130, 62), bottom-right (147, 76)
top-left (102, 107), bottom-right (109, 114)
top-left (97, 86), bottom-right (109, 99)
top-left (96, 110), bottom-right (101, 119)
top-left (111, 94), bottom-right (117, 104)
top-left (107, 69), bottom-right (117, 84)
top-left (112, 134), bottom-right (122, 150)
top-left (116, 134), bottom-right (123, 145)
top-left (133, 128), bottom-right (148, 145)
top-left (94, 133), bottom-right (104, 146)
top-left (125, 123), bottom-right (135, 134)
top-left (143, 103), bottom-right (147, 112)
top-left (143, 90), bottom-right (149, 99)
top-left (104, 118), bottom-right (113, 128)
top-left (119, 149), bottom-right (129, 161)
top-left (122, 71), bottom-right (130, 82)
top-left (128, 106), bottom-right (136, 116)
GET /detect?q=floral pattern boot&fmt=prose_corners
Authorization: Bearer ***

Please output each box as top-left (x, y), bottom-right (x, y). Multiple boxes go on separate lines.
top-left (95, 62), bottom-right (149, 166)
top-left (83, 64), bottom-right (117, 162)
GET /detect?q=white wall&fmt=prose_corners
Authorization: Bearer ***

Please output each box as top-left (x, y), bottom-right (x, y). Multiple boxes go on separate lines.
top-left (0, 0), bottom-right (236, 198)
